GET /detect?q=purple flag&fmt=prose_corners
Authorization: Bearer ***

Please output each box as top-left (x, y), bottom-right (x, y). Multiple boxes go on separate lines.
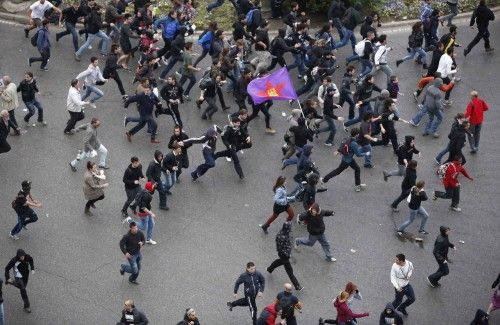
top-left (247, 68), bottom-right (298, 105)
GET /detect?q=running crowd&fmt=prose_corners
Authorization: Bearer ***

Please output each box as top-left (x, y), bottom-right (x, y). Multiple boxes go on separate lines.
top-left (0, 0), bottom-right (498, 323)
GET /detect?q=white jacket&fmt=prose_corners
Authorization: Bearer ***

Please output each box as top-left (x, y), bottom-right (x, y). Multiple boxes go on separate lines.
top-left (374, 44), bottom-right (391, 65)
top-left (76, 64), bottom-right (105, 86)
top-left (67, 87), bottom-right (87, 112)
top-left (390, 260), bottom-right (414, 290)
top-left (437, 53), bottom-right (457, 78)
top-left (317, 83), bottom-right (339, 107)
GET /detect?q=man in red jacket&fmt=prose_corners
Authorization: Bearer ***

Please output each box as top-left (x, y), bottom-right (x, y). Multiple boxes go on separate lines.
top-left (464, 90), bottom-right (489, 153)
top-left (256, 303), bottom-right (283, 325)
top-left (433, 156), bottom-right (473, 212)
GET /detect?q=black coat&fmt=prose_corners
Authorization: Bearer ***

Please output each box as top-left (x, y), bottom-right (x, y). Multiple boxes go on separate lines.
top-left (123, 163), bottom-right (144, 190)
top-left (470, 3), bottom-right (495, 28)
top-left (433, 228), bottom-right (455, 262)
top-left (401, 167), bottom-right (417, 191)
top-left (275, 223), bottom-right (292, 258)
top-left (120, 308), bottom-right (149, 325)
top-left (448, 125), bottom-right (467, 155)
top-left (4, 249), bottom-right (34, 282)
top-left (299, 209), bottom-right (334, 235)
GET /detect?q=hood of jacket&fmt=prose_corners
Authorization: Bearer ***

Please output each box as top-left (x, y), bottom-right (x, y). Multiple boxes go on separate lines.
top-left (439, 225), bottom-right (450, 236)
top-left (302, 144), bottom-right (313, 157)
top-left (433, 78), bottom-right (444, 88)
top-left (384, 302), bottom-right (396, 314)
top-left (404, 135), bottom-right (415, 146)
top-left (154, 150), bottom-right (163, 164)
top-left (17, 249), bottom-right (26, 259)
top-left (472, 309), bottom-right (489, 323)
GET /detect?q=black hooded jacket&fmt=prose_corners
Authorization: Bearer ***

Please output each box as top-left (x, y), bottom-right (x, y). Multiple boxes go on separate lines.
top-left (146, 150), bottom-right (163, 184)
top-left (433, 226), bottom-right (455, 262)
top-left (470, 309), bottom-right (489, 325)
top-left (448, 124), bottom-right (467, 155)
top-left (123, 163), bottom-right (145, 190)
top-left (379, 303), bottom-right (403, 325)
top-left (298, 209), bottom-right (334, 235)
top-left (396, 135), bottom-right (420, 165)
top-left (5, 249), bottom-right (35, 282)
top-left (275, 222), bottom-right (292, 258)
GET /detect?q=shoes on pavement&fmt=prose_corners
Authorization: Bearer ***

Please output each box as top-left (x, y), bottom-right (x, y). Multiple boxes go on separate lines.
top-left (226, 301), bottom-right (233, 311)
top-left (265, 128), bottom-right (276, 134)
top-left (159, 206), bottom-right (170, 211)
top-left (383, 171), bottom-right (388, 182)
top-left (295, 285), bottom-right (304, 291)
top-left (24, 28), bottom-right (29, 38)
top-left (259, 224), bottom-right (269, 234)
top-left (325, 257), bottom-right (337, 262)
top-left (119, 266), bottom-right (125, 276)
top-left (426, 276), bottom-right (437, 288)
top-left (419, 230), bottom-right (429, 235)
top-left (24, 307), bottom-right (31, 313)
top-left (397, 306), bottom-right (408, 316)
top-left (9, 233), bottom-right (20, 240)
top-left (450, 206), bottom-right (462, 212)
top-left (98, 165), bottom-right (109, 170)
top-left (146, 239), bottom-right (157, 245)
top-left (69, 162), bottom-right (77, 172)
top-left (129, 280), bottom-right (139, 284)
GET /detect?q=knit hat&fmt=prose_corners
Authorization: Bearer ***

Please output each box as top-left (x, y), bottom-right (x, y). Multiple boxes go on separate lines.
top-left (145, 181), bottom-right (155, 193)
top-left (380, 89), bottom-right (390, 99)
top-left (21, 180), bottom-right (31, 190)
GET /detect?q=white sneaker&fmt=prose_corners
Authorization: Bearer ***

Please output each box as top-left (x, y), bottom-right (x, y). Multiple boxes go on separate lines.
top-left (9, 233), bottom-right (20, 240)
top-left (326, 257), bottom-right (337, 262)
top-left (122, 216), bottom-right (133, 224)
top-left (450, 206), bottom-right (462, 212)
top-left (239, 150), bottom-right (244, 154)
top-left (88, 45), bottom-right (92, 50)
top-left (25, 122), bottom-right (36, 127)
top-left (89, 103), bottom-right (96, 109)
top-left (293, 239), bottom-right (299, 250)
top-left (146, 239), bottom-right (157, 245)
top-left (225, 157), bottom-right (232, 162)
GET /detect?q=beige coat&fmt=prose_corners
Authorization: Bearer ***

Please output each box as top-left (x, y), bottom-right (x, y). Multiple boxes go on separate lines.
top-left (83, 170), bottom-right (106, 200)
top-left (0, 83), bottom-right (19, 111)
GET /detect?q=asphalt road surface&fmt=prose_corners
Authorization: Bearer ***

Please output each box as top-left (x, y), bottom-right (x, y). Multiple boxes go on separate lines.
top-left (0, 15), bottom-right (499, 325)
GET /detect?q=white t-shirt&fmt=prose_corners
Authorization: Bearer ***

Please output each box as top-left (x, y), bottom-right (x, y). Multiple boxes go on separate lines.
top-left (30, 0), bottom-right (54, 20)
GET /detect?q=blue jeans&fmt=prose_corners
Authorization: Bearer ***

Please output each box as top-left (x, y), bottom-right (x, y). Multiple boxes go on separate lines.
top-left (317, 114), bottom-right (337, 143)
top-left (10, 210), bottom-right (39, 236)
top-left (57, 22), bottom-right (79, 51)
top-left (193, 147), bottom-right (216, 178)
top-left (392, 284), bottom-right (416, 311)
top-left (207, 0), bottom-right (224, 12)
top-left (360, 144), bottom-right (372, 166)
top-left (401, 47), bottom-right (427, 64)
top-left (339, 92), bottom-right (355, 119)
top-left (411, 104), bottom-right (428, 125)
top-left (397, 206), bottom-right (429, 232)
top-left (435, 143), bottom-right (450, 163)
top-left (23, 98), bottom-right (44, 122)
top-left (127, 115), bottom-right (157, 138)
top-left (283, 146), bottom-right (303, 167)
top-left (180, 74), bottom-right (196, 96)
top-left (296, 233), bottom-right (332, 258)
top-left (359, 58), bottom-right (373, 78)
top-left (344, 103), bottom-right (372, 127)
top-left (163, 170), bottom-right (177, 190)
top-left (424, 109), bottom-right (443, 134)
top-left (133, 215), bottom-right (154, 240)
top-left (121, 252), bottom-right (142, 282)
top-left (0, 301), bottom-right (3, 325)
top-left (81, 84), bottom-right (104, 103)
top-left (287, 52), bottom-right (306, 76)
top-left (75, 31), bottom-right (110, 56)
top-left (334, 27), bottom-right (356, 52)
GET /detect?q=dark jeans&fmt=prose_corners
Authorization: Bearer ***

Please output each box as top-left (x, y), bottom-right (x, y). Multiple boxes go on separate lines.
top-left (339, 92), bottom-right (356, 120)
top-left (230, 293), bottom-right (258, 325)
top-left (467, 123), bottom-right (481, 150)
top-left (323, 159), bottom-right (360, 186)
top-left (344, 103), bottom-right (372, 127)
top-left (23, 99), bottom-right (44, 122)
top-left (247, 102), bottom-right (271, 128)
top-left (434, 186), bottom-right (460, 207)
top-left (128, 115), bottom-right (158, 139)
top-left (316, 114), bottom-right (337, 144)
top-left (156, 37), bottom-right (171, 59)
top-left (0, 137), bottom-right (11, 154)
top-left (177, 152), bottom-right (189, 178)
top-left (381, 129), bottom-right (399, 153)
top-left (268, 254), bottom-right (300, 288)
top-left (268, 56), bottom-right (287, 71)
top-left (180, 74), bottom-right (196, 96)
top-left (10, 210), bottom-right (39, 236)
top-left (270, 0), bottom-right (283, 18)
top-left (193, 48), bottom-right (210, 67)
top-left (122, 187), bottom-right (141, 214)
top-left (57, 22), bottom-right (79, 51)
top-left (392, 284), bottom-right (415, 311)
top-left (8, 109), bottom-right (19, 130)
top-left (10, 278), bottom-right (30, 308)
top-left (202, 97), bottom-right (219, 119)
top-left (65, 111), bottom-right (85, 133)
top-left (442, 77), bottom-right (453, 100)
top-left (108, 73), bottom-right (126, 96)
top-left (160, 54), bottom-right (181, 78)
top-left (193, 147), bottom-right (216, 178)
top-left (85, 194), bottom-right (104, 209)
top-left (215, 146), bottom-right (248, 178)
top-left (30, 48), bottom-right (51, 68)
top-left (428, 258), bottom-right (449, 285)
top-left (466, 27), bottom-right (491, 52)
top-left (170, 104), bottom-right (182, 127)
top-left (392, 188), bottom-right (411, 209)
top-left (296, 71), bottom-right (315, 97)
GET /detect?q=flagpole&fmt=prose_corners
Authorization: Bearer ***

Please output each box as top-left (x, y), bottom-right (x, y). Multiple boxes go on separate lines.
top-left (295, 100), bottom-right (309, 130)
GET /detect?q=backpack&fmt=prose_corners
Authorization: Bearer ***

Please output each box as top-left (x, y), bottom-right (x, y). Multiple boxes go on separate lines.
top-left (198, 67), bottom-right (212, 89)
top-left (245, 9), bottom-right (257, 27)
top-left (30, 30), bottom-right (40, 47)
top-left (354, 39), bottom-right (369, 56)
top-left (339, 137), bottom-right (352, 156)
top-left (436, 162), bottom-right (453, 179)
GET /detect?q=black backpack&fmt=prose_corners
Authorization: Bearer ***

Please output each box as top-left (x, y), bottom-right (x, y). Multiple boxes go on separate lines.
top-left (30, 30), bottom-right (40, 47)
top-left (339, 137), bottom-right (352, 156)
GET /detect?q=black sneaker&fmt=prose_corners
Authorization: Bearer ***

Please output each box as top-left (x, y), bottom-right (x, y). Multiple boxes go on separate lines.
top-left (24, 28), bottom-right (29, 38)
top-left (259, 224), bottom-right (269, 234)
top-left (266, 267), bottom-right (272, 273)
top-left (295, 285), bottom-right (304, 291)
top-left (129, 280), bottom-right (139, 284)
top-left (159, 206), bottom-right (170, 211)
top-left (119, 267), bottom-right (125, 276)
top-left (24, 307), bottom-right (31, 313)
top-left (226, 301), bottom-right (233, 311)
top-left (319, 318), bottom-right (324, 325)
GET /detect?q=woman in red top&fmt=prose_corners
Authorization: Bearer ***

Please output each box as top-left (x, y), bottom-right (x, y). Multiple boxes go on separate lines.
top-left (319, 291), bottom-right (369, 325)
top-left (433, 155), bottom-right (473, 212)
top-left (464, 90), bottom-right (489, 153)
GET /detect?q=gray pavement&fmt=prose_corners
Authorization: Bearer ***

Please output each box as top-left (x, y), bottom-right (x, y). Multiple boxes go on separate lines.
top-left (0, 16), bottom-right (499, 325)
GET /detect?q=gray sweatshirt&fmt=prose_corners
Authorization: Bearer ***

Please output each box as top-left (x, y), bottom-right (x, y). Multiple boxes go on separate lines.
top-left (423, 78), bottom-right (443, 113)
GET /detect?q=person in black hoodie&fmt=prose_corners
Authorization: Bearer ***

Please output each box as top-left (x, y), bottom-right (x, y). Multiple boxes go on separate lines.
top-left (119, 221), bottom-right (146, 284)
top-left (339, 65), bottom-right (356, 120)
top-left (427, 225), bottom-right (456, 287)
top-left (434, 113), bottom-right (465, 164)
top-left (464, 0), bottom-right (495, 57)
top-left (168, 125), bottom-right (190, 180)
top-left (266, 222), bottom-right (302, 290)
top-left (282, 117), bottom-right (314, 168)
top-left (227, 261), bottom-right (266, 325)
top-left (103, 44), bottom-right (127, 100)
top-left (117, 299), bottom-right (149, 324)
top-left (159, 26), bottom-right (188, 79)
top-left (446, 120), bottom-right (470, 165)
top-left (121, 156), bottom-right (145, 218)
top-left (146, 150), bottom-right (168, 210)
top-left (177, 308), bottom-right (201, 325)
top-left (161, 144), bottom-right (182, 193)
top-left (384, 135), bottom-right (420, 181)
top-left (159, 75), bottom-right (184, 127)
top-left (390, 160), bottom-right (417, 212)
top-left (396, 180), bottom-right (429, 235)
top-left (426, 41), bottom-right (444, 77)
top-left (4, 249), bottom-right (35, 313)
top-left (234, 68), bottom-right (253, 110)
top-left (268, 28), bottom-right (299, 71)
top-left (179, 125), bottom-right (222, 181)
top-left (296, 173), bottom-right (327, 211)
top-left (379, 303), bottom-right (403, 325)
top-left (377, 99), bottom-right (409, 153)
top-left (295, 203), bottom-right (336, 262)
top-left (215, 118), bottom-right (251, 179)
top-left (124, 87), bottom-right (162, 144)
top-left (315, 86), bottom-right (344, 147)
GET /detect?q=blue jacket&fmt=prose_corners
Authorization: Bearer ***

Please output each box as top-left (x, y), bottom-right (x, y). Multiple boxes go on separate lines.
top-left (124, 93), bottom-right (161, 117)
top-left (339, 138), bottom-right (366, 163)
top-left (154, 16), bottom-right (179, 40)
top-left (274, 186), bottom-right (295, 206)
top-left (198, 31), bottom-right (214, 50)
top-left (37, 27), bottom-right (51, 51)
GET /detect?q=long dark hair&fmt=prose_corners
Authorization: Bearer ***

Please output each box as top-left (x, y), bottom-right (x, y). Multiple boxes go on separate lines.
top-left (272, 176), bottom-right (286, 193)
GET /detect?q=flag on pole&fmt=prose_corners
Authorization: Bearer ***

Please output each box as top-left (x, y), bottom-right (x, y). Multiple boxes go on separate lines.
top-left (247, 68), bottom-right (298, 105)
